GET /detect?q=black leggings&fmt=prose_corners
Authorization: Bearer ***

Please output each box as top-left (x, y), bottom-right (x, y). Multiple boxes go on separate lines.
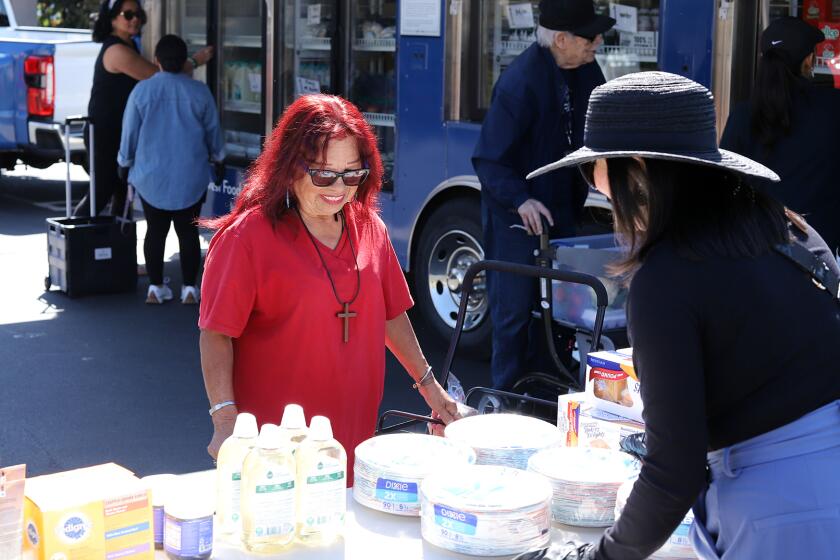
top-left (140, 197), bottom-right (203, 286)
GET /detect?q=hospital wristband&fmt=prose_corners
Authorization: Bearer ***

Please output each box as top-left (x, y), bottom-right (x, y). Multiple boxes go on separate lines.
top-left (208, 400), bottom-right (236, 416)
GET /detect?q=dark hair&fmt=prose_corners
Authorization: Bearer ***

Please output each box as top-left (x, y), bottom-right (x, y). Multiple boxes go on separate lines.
top-left (749, 49), bottom-right (807, 150)
top-left (92, 0), bottom-right (135, 42)
top-left (203, 94), bottom-right (383, 233)
top-left (605, 158), bottom-right (789, 278)
top-left (155, 35), bottom-right (187, 73)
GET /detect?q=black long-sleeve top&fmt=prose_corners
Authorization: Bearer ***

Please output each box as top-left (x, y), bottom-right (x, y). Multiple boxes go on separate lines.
top-left (595, 224), bottom-right (840, 559)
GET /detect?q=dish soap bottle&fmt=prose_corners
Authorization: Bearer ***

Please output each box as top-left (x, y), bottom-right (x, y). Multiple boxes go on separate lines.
top-left (279, 403), bottom-right (308, 452)
top-left (215, 412), bottom-right (258, 543)
top-left (240, 424), bottom-right (297, 553)
top-left (295, 415), bottom-right (347, 545)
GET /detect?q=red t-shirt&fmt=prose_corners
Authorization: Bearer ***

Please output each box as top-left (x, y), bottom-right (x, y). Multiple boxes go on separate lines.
top-left (199, 206), bottom-right (413, 485)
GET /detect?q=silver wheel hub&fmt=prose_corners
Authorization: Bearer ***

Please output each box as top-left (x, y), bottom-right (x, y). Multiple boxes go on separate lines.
top-left (426, 229), bottom-right (487, 332)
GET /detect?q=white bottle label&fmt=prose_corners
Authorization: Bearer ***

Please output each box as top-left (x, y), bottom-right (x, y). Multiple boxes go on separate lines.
top-left (300, 460), bottom-right (346, 529)
top-left (219, 467), bottom-right (242, 532)
top-left (248, 468), bottom-right (296, 539)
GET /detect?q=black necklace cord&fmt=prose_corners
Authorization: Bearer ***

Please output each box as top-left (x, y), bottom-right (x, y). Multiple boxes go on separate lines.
top-left (295, 207), bottom-right (361, 306)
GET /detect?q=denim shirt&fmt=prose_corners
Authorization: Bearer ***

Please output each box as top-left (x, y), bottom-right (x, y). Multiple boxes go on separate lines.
top-left (118, 71), bottom-right (224, 211)
top-left (472, 43), bottom-right (604, 228)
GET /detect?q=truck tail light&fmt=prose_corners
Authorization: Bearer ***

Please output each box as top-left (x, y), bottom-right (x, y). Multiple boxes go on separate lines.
top-left (24, 55), bottom-right (55, 117)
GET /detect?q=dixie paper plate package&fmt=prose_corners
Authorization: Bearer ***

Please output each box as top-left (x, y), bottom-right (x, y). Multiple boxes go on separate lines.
top-left (585, 349), bottom-right (643, 423)
top-left (22, 463), bottom-right (153, 560)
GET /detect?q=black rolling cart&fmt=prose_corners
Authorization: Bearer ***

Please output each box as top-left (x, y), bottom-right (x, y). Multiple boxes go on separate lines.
top-left (44, 116), bottom-right (136, 297)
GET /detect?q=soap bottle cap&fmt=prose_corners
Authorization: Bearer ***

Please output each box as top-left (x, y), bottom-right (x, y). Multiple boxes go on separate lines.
top-left (233, 412), bottom-right (258, 439)
top-left (257, 423), bottom-right (282, 449)
top-left (309, 415), bottom-right (333, 441)
top-left (280, 404), bottom-right (306, 430)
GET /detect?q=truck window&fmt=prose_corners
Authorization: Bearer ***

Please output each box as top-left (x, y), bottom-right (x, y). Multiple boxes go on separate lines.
top-left (0, 1), bottom-right (10, 27)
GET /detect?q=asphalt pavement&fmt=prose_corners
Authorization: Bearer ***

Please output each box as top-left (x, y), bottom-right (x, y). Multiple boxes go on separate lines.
top-left (0, 164), bottom-right (490, 478)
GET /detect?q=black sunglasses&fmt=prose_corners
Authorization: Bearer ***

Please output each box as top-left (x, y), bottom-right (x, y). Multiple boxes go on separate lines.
top-left (119, 9), bottom-right (147, 23)
top-left (305, 166), bottom-right (370, 187)
top-left (579, 161), bottom-right (596, 188)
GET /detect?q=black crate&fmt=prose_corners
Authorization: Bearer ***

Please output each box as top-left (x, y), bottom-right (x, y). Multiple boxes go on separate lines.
top-left (46, 216), bottom-right (137, 297)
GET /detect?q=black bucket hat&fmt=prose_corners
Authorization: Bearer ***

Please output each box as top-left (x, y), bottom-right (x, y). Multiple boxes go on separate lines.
top-left (539, 0), bottom-right (616, 40)
top-left (527, 71), bottom-right (780, 182)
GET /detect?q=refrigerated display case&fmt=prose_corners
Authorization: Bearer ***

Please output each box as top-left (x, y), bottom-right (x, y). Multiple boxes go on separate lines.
top-left (219, 0), bottom-right (265, 163)
top-left (348, 0), bottom-right (397, 189)
top-left (165, 0), bottom-right (208, 83)
top-left (457, 0), bottom-right (661, 122)
top-left (286, 0), bottom-right (336, 100)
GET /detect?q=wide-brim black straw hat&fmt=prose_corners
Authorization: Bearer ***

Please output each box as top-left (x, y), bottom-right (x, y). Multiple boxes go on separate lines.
top-left (527, 71), bottom-right (780, 182)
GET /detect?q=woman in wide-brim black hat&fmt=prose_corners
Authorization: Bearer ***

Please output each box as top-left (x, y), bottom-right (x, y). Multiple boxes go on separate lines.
top-left (521, 72), bottom-right (840, 560)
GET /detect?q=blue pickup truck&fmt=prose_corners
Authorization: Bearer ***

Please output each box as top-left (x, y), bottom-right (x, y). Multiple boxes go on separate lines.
top-left (0, 0), bottom-right (97, 171)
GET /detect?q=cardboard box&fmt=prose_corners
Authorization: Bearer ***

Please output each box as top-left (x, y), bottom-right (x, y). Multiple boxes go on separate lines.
top-left (557, 393), bottom-right (643, 451)
top-left (585, 349), bottom-right (643, 423)
top-left (22, 463), bottom-right (153, 560)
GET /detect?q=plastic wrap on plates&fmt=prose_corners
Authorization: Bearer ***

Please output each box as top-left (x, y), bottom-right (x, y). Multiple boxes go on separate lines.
top-left (527, 447), bottom-right (639, 527)
top-left (444, 413), bottom-right (564, 470)
top-left (353, 434), bottom-right (476, 516)
top-left (615, 478), bottom-right (697, 559)
top-left (420, 465), bottom-right (552, 556)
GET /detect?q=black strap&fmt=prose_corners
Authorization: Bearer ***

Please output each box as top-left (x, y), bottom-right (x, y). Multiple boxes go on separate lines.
top-left (774, 242), bottom-right (840, 303)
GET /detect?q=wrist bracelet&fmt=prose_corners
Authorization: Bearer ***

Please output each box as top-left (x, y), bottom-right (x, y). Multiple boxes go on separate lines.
top-left (208, 400), bottom-right (236, 416)
top-left (412, 366), bottom-right (435, 390)
top-left (188, 55), bottom-right (200, 68)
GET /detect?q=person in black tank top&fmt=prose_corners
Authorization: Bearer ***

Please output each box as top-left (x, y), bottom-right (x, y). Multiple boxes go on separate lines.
top-left (85, 0), bottom-right (213, 216)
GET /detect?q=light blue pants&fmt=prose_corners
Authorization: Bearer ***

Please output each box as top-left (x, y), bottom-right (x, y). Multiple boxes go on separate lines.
top-left (690, 400), bottom-right (840, 559)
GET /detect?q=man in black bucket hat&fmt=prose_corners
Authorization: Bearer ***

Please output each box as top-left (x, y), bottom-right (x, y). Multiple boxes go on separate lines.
top-left (472, 0), bottom-right (614, 391)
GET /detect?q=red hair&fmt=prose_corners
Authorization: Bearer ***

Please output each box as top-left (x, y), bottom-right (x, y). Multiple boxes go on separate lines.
top-left (204, 94), bottom-right (383, 232)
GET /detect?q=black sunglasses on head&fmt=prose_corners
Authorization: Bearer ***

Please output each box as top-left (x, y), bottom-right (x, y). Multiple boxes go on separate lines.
top-left (119, 9), bottom-right (146, 23)
top-left (305, 166), bottom-right (370, 187)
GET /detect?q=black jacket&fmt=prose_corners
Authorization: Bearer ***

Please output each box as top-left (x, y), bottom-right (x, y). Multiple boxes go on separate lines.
top-left (720, 81), bottom-right (840, 253)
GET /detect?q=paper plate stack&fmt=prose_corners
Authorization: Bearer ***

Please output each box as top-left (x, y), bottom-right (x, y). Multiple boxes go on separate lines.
top-left (353, 434), bottom-right (476, 516)
top-left (616, 478), bottom-right (697, 559)
top-left (444, 413), bottom-right (564, 470)
top-left (420, 465), bottom-right (552, 556)
top-left (527, 447), bottom-right (639, 527)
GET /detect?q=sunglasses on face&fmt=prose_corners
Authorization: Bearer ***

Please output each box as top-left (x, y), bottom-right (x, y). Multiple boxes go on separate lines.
top-left (579, 161), bottom-right (596, 188)
top-left (119, 9), bottom-right (146, 23)
top-left (305, 166), bottom-right (370, 187)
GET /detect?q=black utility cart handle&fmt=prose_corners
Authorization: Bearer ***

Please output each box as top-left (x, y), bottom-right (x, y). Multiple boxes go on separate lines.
top-left (439, 260), bottom-right (608, 390)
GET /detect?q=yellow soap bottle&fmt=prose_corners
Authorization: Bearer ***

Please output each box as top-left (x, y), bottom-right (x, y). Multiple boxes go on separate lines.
top-left (215, 412), bottom-right (258, 543)
top-left (240, 423), bottom-right (297, 553)
top-left (295, 415), bottom-right (347, 546)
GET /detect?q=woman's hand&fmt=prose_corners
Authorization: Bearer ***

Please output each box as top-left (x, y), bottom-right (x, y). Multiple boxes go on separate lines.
top-left (207, 404), bottom-right (238, 460)
top-left (419, 379), bottom-right (460, 425)
top-left (193, 46), bottom-right (214, 66)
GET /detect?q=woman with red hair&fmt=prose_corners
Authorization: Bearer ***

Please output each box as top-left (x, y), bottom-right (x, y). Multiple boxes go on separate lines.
top-left (198, 95), bottom-right (459, 479)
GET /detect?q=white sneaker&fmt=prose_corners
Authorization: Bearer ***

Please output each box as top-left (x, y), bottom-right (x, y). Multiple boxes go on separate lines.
top-left (181, 285), bottom-right (200, 305)
top-left (146, 283), bottom-right (173, 304)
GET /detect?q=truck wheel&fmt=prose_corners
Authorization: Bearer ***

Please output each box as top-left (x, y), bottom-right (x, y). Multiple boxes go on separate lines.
top-left (413, 198), bottom-right (491, 359)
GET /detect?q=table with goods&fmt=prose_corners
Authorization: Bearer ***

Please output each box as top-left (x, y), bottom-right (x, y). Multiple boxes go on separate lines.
top-left (9, 361), bottom-right (697, 560)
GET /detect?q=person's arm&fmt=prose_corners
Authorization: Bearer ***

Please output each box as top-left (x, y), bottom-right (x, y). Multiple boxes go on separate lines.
top-left (200, 329), bottom-right (238, 459)
top-left (719, 103), bottom-right (747, 153)
top-left (594, 256), bottom-right (709, 560)
top-left (184, 46), bottom-right (214, 75)
top-left (103, 43), bottom-right (158, 80)
top-left (385, 312), bottom-right (459, 424)
top-left (202, 88), bottom-right (225, 162)
top-left (472, 87), bottom-right (535, 212)
top-left (117, 89), bottom-right (141, 170)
